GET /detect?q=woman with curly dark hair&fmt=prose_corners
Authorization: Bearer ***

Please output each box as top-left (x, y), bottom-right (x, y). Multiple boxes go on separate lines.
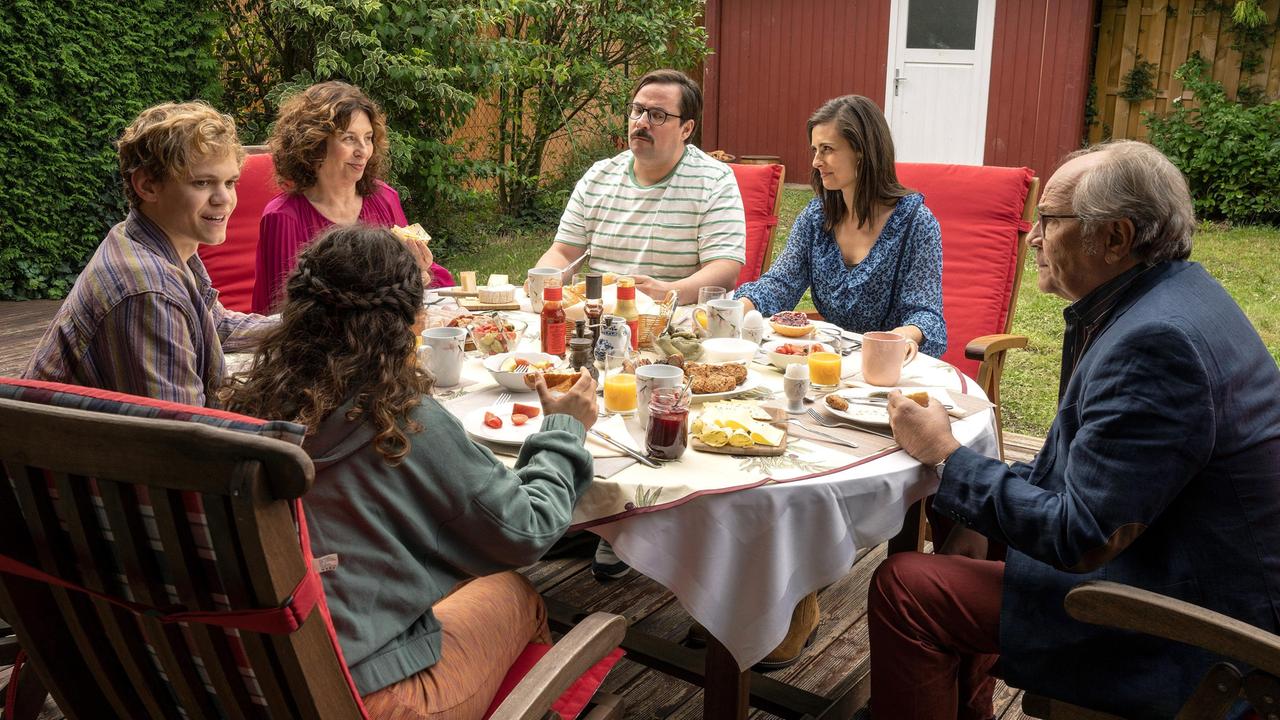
top-left (252, 80), bottom-right (452, 314)
top-left (223, 224), bottom-right (598, 719)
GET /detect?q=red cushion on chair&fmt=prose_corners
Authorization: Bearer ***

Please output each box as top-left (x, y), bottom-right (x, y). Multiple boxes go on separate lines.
top-left (729, 163), bottom-right (784, 287)
top-left (200, 153), bottom-right (280, 313)
top-left (483, 642), bottom-right (625, 720)
top-left (895, 163), bottom-right (1033, 378)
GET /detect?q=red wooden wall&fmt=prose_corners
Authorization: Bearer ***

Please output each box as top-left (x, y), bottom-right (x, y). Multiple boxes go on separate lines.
top-left (703, 0), bottom-right (893, 187)
top-left (705, 0), bottom-right (1097, 184)
top-left (985, 0), bottom-right (1096, 180)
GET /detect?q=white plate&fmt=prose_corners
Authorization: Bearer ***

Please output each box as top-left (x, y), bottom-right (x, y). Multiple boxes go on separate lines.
top-left (689, 371), bottom-right (763, 403)
top-left (822, 387), bottom-right (892, 428)
top-left (462, 402), bottom-right (545, 445)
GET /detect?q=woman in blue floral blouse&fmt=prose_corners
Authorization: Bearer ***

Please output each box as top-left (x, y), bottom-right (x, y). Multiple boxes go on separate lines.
top-left (735, 95), bottom-right (946, 357)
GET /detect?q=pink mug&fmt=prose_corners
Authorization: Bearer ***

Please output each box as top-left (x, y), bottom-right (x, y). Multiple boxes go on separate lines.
top-left (860, 331), bottom-right (918, 386)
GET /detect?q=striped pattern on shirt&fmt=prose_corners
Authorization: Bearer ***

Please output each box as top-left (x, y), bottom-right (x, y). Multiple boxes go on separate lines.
top-left (23, 212), bottom-right (274, 407)
top-left (554, 145), bottom-right (746, 281)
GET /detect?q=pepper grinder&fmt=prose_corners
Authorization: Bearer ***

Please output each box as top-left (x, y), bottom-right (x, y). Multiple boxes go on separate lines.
top-left (783, 363), bottom-right (810, 414)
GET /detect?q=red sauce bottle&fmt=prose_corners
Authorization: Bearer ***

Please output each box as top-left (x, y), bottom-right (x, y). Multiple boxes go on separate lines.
top-left (541, 284), bottom-right (567, 357)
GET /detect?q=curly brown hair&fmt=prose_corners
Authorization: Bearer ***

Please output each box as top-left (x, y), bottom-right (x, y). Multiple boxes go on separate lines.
top-left (220, 224), bottom-right (433, 464)
top-left (268, 81), bottom-right (390, 196)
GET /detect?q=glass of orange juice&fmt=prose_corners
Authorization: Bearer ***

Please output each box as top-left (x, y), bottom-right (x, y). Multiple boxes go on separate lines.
top-left (603, 373), bottom-right (637, 414)
top-left (807, 351), bottom-right (842, 389)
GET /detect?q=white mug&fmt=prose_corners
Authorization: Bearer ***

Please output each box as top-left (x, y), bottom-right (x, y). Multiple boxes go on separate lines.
top-left (706, 298), bottom-right (744, 339)
top-left (419, 327), bottom-right (467, 387)
top-left (526, 267), bottom-right (560, 313)
top-left (635, 364), bottom-right (684, 428)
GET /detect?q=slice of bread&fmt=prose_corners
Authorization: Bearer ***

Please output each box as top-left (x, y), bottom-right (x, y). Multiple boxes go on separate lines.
top-left (904, 390), bottom-right (930, 407)
top-left (524, 371), bottom-right (580, 393)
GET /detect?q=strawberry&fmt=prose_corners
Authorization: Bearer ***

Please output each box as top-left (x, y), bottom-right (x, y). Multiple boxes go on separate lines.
top-left (483, 411), bottom-right (502, 429)
top-left (511, 413), bottom-right (529, 426)
top-left (512, 402), bottom-right (541, 418)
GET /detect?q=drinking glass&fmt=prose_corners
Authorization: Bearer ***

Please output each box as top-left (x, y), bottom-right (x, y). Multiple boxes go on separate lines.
top-left (807, 351), bottom-right (842, 389)
top-left (601, 346), bottom-right (637, 415)
top-left (693, 286), bottom-right (727, 334)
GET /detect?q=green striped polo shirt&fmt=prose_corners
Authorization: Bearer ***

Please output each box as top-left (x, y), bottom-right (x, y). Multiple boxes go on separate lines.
top-left (554, 145), bottom-right (747, 281)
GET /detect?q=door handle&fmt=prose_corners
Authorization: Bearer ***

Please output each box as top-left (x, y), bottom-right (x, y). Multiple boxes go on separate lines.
top-left (894, 69), bottom-right (906, 96)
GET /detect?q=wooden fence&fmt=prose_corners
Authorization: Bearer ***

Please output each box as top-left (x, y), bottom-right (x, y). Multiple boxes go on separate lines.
top-left (1090, 0), bottom-right (1280, 142)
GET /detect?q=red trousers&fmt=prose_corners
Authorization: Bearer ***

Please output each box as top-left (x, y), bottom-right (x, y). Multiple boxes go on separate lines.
top-left (868, 552), bottom-right (1005, 720)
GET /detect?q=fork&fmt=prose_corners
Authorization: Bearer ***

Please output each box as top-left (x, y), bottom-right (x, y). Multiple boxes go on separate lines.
top-left (783, 418), bottom-right (859, 449)
top-left (805, 408), bottom-right (897, 442)
top-left (495, 392), bottom-right (512, 406)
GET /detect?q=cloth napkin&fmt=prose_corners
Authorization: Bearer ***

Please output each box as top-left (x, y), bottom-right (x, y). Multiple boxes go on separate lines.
top-left (585, 414), bottom-right (644, 458)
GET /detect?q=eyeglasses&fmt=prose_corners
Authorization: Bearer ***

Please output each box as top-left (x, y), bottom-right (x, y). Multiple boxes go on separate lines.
top-left (626, 103), bottom-right (684, 126)
top-left (1037, 212), bottom-right (1082, 223)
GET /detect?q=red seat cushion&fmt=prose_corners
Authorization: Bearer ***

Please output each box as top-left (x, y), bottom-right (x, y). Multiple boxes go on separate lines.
top-left (895, 163), bottom-right (1033, 378)
top-left (484, 642), bottom-right (625, 720)
top-left (200, 153), bottom-right (280, 313)
top-left (729, 163), bottom-right (784, 287)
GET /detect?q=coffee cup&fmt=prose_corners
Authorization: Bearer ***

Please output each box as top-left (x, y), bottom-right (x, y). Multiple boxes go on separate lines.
top-left (526, 267), bottom-right (560, 313)
top-left (635, 363), bottom-right (684, 428)
top-left (419, 327), bottom-right (467, 387)
top-left (860, 331), bottom-right (918, 386)
top-left (705, 298), bottom-right (744, 339)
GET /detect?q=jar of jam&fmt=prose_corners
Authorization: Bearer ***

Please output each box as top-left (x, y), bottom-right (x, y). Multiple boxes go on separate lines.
top-left (645, 387), bottom-right (689, 461)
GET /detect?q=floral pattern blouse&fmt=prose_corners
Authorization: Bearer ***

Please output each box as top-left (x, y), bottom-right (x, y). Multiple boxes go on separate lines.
top-left (734, 194), bottom-right (946, 357)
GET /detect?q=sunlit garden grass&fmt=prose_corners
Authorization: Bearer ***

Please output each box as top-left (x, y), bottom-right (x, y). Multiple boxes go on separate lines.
top-left (438, 185), bottom-right (1280, 438)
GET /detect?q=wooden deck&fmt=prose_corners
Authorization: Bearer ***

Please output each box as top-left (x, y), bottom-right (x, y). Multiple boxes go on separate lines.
top-left (0, 299), bottom-right (1043, 719)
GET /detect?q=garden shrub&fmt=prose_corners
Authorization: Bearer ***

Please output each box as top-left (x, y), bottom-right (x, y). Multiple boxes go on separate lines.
top-left (1145, 54), bottom-right (1280, 225)
top-left (0, 1), bottom-right (222, 299)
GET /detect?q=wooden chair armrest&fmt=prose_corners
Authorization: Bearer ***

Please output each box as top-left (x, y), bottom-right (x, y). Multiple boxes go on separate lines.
top-left (489, 611), bottom-right (627, 720)
top-left (1065, 581), bottom-right (1280, 678)
top-left (964, 333), bottom-right (1027, 362)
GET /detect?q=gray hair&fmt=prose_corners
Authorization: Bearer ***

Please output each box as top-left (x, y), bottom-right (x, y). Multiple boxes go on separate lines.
top-left (1065, 140), bottom-right (1195, 262)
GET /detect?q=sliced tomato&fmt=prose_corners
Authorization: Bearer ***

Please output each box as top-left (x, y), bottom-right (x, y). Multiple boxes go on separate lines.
top-left (511, 413), bottom-right (529, 426)
top-left (483, 411), bottom-right (503, 429)
top-left (512, 402), bottom-right (541, 418)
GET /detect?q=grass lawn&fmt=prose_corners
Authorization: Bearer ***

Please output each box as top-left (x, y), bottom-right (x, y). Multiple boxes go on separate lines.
top-left (437, 185), bottom-right (1280, 438)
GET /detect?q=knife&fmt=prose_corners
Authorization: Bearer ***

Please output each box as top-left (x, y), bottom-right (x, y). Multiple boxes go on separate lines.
top-left (560, 250), bottom-right (591, 283)
top-left (589, 428), bottom-right (661, 468)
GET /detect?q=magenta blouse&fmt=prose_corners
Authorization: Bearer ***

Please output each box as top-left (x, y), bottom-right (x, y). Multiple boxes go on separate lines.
top-left (253, 181), bottom-right (453, 314)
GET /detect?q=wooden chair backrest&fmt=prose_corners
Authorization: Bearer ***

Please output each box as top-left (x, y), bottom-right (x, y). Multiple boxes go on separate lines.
top-left (0, 397), bottom-right (361, 720)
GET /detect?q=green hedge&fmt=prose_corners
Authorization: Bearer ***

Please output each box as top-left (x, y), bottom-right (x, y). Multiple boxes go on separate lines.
top-left (0, 1), bottom-right (222, 299)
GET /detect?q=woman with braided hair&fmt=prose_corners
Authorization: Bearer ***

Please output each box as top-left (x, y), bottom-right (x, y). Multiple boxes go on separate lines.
top-left (222, 224), bottom-right (599, 719)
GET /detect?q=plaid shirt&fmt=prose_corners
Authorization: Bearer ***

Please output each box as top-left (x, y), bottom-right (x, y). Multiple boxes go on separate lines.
top-left (24, 211), bottom-right (275, 406)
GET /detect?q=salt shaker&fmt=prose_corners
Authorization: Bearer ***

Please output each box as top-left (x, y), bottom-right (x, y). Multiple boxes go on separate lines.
top-left (740, 309), bottom-right (766, 344)
top-left (783, 363), bottom-right (810, 414)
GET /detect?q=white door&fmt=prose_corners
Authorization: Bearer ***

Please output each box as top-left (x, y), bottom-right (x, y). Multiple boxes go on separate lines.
top-left (884, 0), bottom-right (996, 165)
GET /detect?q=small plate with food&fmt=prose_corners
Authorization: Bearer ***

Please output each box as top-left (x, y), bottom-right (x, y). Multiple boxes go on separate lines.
top-left (462, 402), bottom-right (545, 445)
top-left (685, 361), bottom-right (761, 402)
top-left (483, 352), bottom-right (560, 391)
top-left (822, 387), bottom-right (934, 428)
top-left (769, 311), bottom-right (816, 338)
top-left (761, 339), bottom-right (834, 369)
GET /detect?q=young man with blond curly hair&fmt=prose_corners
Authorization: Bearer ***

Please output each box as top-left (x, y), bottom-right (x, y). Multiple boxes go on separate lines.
top-left (25, 101), bottom-right (274, 406)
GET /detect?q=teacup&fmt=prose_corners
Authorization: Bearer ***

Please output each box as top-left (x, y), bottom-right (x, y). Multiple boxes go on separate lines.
top-left (635, 364), bottom-right (684, 428)
top-left (705, 298), bottom-right (744, 339)
top-left (419, 327), bottom-right (467, 387)
top-left (860, 331), bottom-right (918, 386)
top-left (526, 267), bottom-right (560, 313)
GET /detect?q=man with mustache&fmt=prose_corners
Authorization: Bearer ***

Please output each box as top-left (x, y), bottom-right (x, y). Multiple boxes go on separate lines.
top-left (534, 69), bottom-right (746, 305)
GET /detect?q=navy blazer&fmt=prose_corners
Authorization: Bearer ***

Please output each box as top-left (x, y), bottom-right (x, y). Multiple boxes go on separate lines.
top-left (936, 261), bottom-right (1280, 718)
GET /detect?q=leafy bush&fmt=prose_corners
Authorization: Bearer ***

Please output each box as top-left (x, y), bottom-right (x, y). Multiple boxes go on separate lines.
top-left (1145, 54), bottom-right (1280, 224)
top-left (487, 0), bottom-right (710, 217)
top-left (217, 0), bottom-right (494, 252)
top-left (0, 1), bottom-right (222, 299)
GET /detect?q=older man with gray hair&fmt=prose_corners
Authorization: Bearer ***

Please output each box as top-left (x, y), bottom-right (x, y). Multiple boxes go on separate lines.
top-left (868, 140), bottom-right (1280, 719)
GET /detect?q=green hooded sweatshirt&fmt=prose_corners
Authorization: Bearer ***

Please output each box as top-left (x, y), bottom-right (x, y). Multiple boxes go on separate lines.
top-left (301, 396), bottom-right (592, 694)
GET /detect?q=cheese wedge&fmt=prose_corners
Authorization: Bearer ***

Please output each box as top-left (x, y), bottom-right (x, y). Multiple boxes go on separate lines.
top-left (698, 427), bottom-right (730, 447)
top-left (486, 274), bottom-right (509, 287)
top-left (727, 429), bottom-right (755, 447)
top-left (458, 271), bottom-right (477, 291)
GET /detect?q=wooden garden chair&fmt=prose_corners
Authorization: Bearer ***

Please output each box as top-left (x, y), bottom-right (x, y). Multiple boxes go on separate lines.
top-left (0, 378), bottom-right (625, 720)
top-left (1021, 581), bottom-right (1280, 720)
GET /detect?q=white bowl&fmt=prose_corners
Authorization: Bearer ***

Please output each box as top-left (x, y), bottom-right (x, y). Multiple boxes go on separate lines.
top-left (699, 337), bottom-right (759, 364)
top-left (762, 339), bottom-right (834, 369)
top-left (483, 351), bottom-right (560, 391)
